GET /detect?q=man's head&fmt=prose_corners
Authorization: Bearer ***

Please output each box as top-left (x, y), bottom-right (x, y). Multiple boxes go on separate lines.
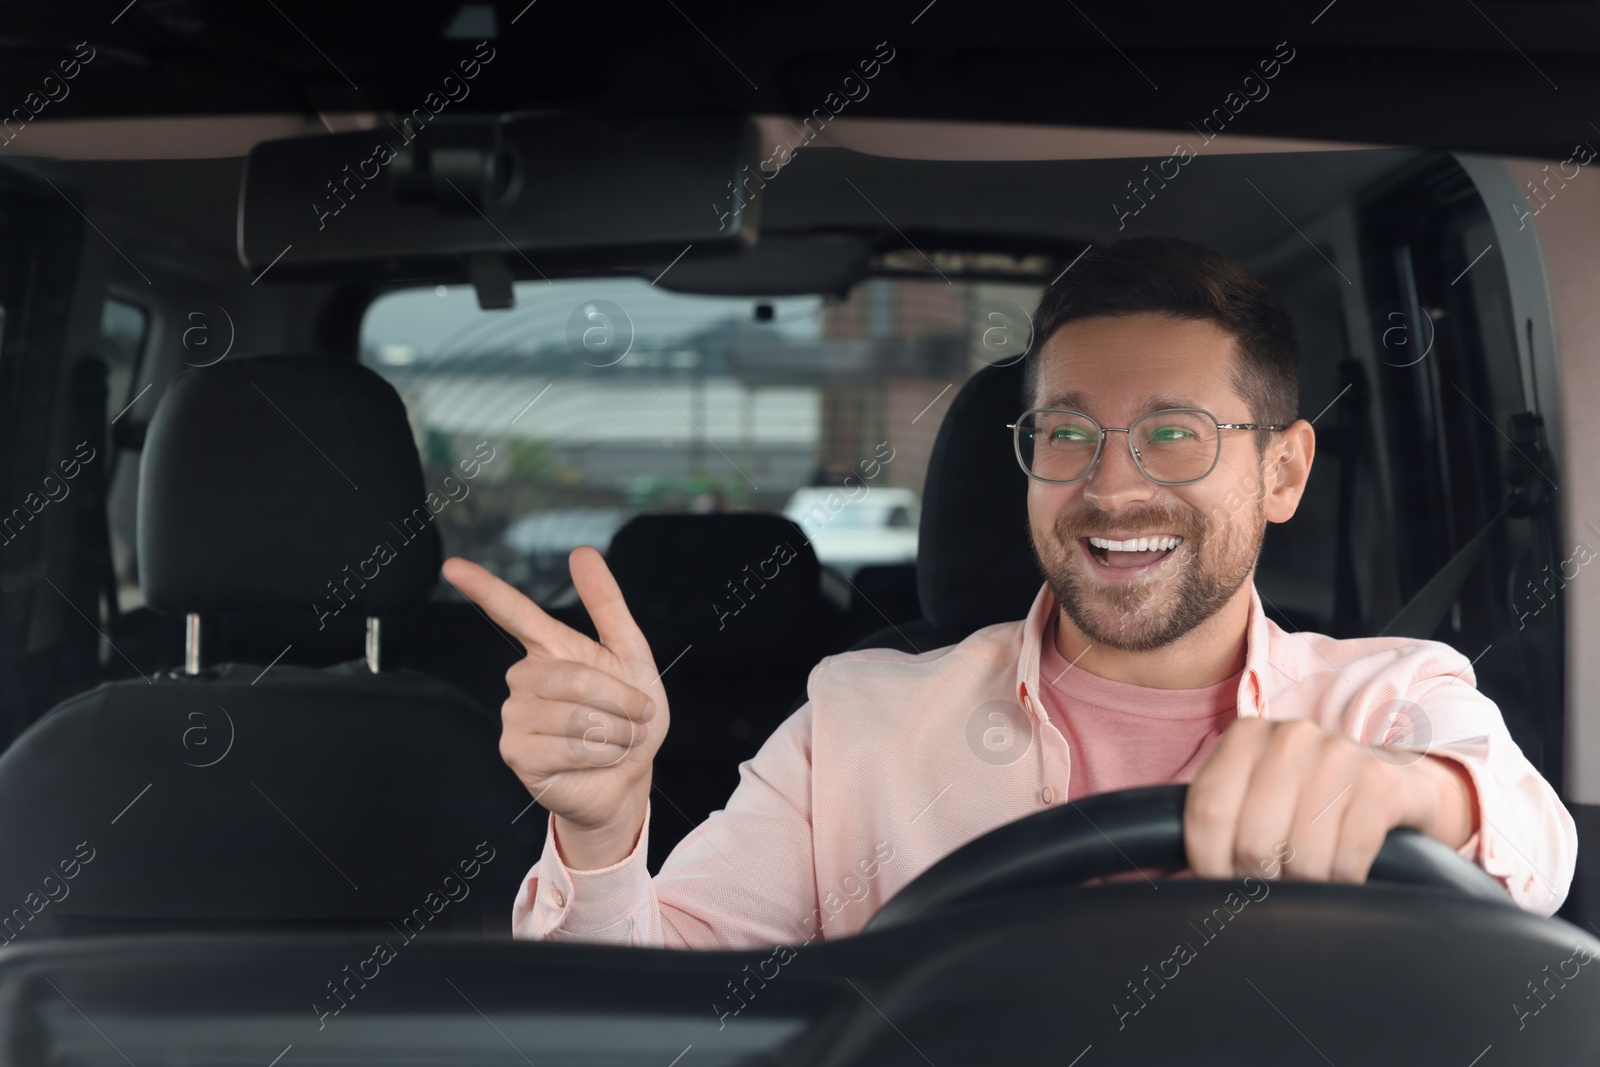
top-left (1020, 237), bottom-right (1315, 653)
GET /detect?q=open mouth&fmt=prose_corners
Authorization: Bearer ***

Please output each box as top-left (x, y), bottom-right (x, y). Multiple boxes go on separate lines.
top-left (1079, 534), bottom-right (1183, 575)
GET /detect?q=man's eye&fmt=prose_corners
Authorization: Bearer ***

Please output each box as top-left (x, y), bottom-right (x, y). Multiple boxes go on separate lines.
top-left (1050, 426), bottom-right (1093, 442)
top-left (1148, 426), bottom-right (1196, 442)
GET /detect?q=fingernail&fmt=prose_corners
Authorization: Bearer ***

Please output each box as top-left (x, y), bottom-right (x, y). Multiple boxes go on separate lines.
top-left (643, 699), bottom-right (655, 721)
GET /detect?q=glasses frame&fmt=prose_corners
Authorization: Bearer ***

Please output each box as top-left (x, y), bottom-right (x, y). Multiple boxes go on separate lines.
top-left (1006, 407), bottom-right (1290, 486)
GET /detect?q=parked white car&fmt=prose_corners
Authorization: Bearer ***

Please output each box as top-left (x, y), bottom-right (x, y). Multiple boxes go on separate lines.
top-left (502, 506), bottom-right (630, 603)
top-left (782, 486), bottom-right (920, 576)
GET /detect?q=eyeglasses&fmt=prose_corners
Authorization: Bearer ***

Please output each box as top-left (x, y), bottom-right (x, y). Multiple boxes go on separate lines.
top-left (1007, 407), bottom-right (1288, 486)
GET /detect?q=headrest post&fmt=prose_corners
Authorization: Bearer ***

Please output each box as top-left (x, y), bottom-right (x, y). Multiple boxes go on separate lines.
top-left (184, 613), bottom-right (201, 675)
top-left (365, 617), bottom-right (381, 673)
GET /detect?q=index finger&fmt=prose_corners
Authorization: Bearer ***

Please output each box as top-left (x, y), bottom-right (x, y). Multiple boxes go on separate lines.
top-left (1184, 718), bottom-right (1272, 878)
top-left (441, 556), bottom-right (573, 655)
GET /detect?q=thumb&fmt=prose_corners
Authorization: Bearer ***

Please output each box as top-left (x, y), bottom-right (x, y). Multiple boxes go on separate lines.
top-left (568, 546), bottom-right (655, 672)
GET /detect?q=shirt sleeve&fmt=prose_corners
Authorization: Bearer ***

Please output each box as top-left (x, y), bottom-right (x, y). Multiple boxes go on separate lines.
top-left (1397, 664), bottom-right (1577, 916)
top-left (511, 692), bottom-right (823, 948)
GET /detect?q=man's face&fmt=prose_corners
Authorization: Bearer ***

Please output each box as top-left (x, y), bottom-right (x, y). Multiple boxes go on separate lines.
top-left (1025, 313), bottom-right (1285, 653)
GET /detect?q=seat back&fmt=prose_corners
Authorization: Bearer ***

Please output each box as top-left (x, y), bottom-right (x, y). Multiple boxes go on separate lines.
top-left (851, 360), bottom-right (1045, 654)
top-left (602, 512), bottom-right (829, 870)
top-left (0, 664), bottom-right (533, 939)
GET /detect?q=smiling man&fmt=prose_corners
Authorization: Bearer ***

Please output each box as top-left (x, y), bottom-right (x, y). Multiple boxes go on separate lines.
top-left (445, 237), bottom-right (1576, 948)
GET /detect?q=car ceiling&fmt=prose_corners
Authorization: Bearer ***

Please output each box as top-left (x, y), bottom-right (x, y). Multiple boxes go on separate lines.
top-left (0, 1), bottom-right (1596, 158)
top-left (4, 145), bottom-right (1422, 290)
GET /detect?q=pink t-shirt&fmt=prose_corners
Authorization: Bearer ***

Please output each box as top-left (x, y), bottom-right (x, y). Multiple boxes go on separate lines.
top-left (1036, 615), bottom-right (1242, 801)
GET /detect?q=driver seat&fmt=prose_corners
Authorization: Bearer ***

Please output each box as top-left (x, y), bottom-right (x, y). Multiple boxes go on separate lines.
top-left (849, 359), bottom-right (1045, 654)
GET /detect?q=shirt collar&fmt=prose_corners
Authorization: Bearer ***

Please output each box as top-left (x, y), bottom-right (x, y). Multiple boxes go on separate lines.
top-left (1014, 581), bottom-right (1270, 721)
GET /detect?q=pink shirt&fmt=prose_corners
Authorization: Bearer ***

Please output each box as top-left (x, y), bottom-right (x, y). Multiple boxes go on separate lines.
top-left (512, 582), bottom-right (1577, 947)
top-left (1035, 613), bottom-right (1240, 801)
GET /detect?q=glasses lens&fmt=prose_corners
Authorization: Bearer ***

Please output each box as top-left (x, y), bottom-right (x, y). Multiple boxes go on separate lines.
top-left (1129, 410), bottom-right (1219, 483)
top-left (1018, 410), bottom-right (1100, 481)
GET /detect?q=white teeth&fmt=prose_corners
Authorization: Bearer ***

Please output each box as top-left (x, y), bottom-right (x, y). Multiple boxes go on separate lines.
top-left (1088, 535), bottom-right (1184, 552)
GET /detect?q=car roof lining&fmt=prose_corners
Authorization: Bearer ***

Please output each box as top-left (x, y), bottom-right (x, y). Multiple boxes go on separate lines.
top-left (0, 142), bottom-right (1431, 295)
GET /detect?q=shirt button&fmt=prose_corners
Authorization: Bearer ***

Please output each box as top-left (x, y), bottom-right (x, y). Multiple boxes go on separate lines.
top-left (1022, 695), bottom-right (1034, 715)
top-left (553, 888), bottom-right (567, 907)
top-left (1041, 786), bottom-right (1057, 804)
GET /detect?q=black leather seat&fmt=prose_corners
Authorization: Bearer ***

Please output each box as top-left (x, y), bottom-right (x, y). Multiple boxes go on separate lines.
top-left (602, 512), bottom-right (833, 872)
top-left (0, 355), bottom-right (542, 941)
top-left (838, 563), bottom-right (922, 648)
top-left (850, 360), bottom-right (1046, 654)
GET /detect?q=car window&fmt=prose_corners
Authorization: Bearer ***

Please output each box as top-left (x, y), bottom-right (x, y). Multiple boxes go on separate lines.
top-left (361, 275), bottom-right (1039, 603)
top-left (98, 298), bottom-right (147, 417)
top-left (98, 298), bottom-right (148, 611)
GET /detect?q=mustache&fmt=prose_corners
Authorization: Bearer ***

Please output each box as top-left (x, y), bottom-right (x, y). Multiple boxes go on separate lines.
top-left (1056, 506), bottom-right (1201, 541)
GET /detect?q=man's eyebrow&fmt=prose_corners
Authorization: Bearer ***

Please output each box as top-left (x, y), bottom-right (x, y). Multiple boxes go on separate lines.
top-left (1037, 390), bottom-right (1201, 414)
top-left (1039, 389), bottom-right (1090, 411)
top-left (1136, 393), bottom-right (1200, 413)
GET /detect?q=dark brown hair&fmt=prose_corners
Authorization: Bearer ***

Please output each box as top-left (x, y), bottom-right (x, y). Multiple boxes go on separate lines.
top-left (1023, 237), bottom-right (1299, 449)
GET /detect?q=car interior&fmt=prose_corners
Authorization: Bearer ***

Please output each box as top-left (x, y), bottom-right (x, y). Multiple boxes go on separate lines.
top-left (0, 3), bottom-right (1598, 1063)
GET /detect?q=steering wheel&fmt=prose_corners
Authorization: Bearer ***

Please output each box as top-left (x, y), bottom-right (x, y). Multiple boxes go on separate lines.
top-left (867, 783), bottom-right (1514, 932)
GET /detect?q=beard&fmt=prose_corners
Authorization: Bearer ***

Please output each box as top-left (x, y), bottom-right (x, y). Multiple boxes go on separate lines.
top-left (1028, 488), bottom-right (1266, 652)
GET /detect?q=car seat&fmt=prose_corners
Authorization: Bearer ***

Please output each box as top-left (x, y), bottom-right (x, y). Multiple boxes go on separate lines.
top-left (0, 355), bottom-right (541, 940)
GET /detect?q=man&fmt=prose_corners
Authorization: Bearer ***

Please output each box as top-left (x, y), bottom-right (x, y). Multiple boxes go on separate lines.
top-left (444, 237), bottom-right (1576, 948)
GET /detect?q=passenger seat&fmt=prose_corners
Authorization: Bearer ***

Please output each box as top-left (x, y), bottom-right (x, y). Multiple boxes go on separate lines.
top-left (0, 355), bottom-right (541, 940)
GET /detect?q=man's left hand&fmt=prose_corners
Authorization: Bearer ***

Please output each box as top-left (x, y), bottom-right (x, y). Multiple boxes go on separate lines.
top-left (1184, 717), bottom-right (1478, 882)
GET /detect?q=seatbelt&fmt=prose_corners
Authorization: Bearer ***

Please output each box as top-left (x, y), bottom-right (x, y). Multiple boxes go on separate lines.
top-left (1378, 495), bottom-right (1517, 640)
top-left (1378, 411), bottom-right (1553, 641)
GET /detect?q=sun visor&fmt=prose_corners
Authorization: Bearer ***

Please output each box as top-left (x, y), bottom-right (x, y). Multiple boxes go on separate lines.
top-left (238, 115), bottom-right (761, 283)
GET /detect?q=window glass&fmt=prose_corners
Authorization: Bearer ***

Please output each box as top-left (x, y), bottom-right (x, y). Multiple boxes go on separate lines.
top-left (99, 298), bottom-right (148, 612)
top-left (99, 298), bottom-right (147, 415)
top-left (361, 276), bottom-right (1039, 603)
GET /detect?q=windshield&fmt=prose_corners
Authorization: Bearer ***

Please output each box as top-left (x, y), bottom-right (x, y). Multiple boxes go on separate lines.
top-left (361, 275), bottom-right (1037, 602)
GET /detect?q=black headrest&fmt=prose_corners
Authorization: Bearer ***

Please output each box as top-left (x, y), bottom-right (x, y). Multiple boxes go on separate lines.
top-left (605, 513), bottom-right (821, 671)
top-left (138, 355), bottom-right (439, 618)
top-left (917, 360), bottom-right (1044, 632)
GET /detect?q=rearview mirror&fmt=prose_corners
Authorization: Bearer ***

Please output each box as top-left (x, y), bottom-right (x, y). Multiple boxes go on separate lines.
top-left (238, 115), bottom-right (762, 283)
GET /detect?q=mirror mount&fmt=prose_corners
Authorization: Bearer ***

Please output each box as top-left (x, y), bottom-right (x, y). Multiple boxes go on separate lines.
top-left (391, 117), bottom-right (520, 215)
top-left (465, 252), bottom-right (514, 309)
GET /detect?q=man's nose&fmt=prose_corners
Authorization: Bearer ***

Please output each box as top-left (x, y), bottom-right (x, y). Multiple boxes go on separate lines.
top-left (1082, 432), bottom-right (1158, 509)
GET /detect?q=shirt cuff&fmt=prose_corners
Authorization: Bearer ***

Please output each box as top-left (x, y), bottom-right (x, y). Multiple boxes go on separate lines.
top-left (511, 801), bottom-right (653, 942)
top-left (1423, 745), bottom-right (1534, 906)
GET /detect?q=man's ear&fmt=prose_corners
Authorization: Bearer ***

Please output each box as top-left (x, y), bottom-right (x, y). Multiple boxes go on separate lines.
top-left (1263, 418), bottom-right (1315, 523)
